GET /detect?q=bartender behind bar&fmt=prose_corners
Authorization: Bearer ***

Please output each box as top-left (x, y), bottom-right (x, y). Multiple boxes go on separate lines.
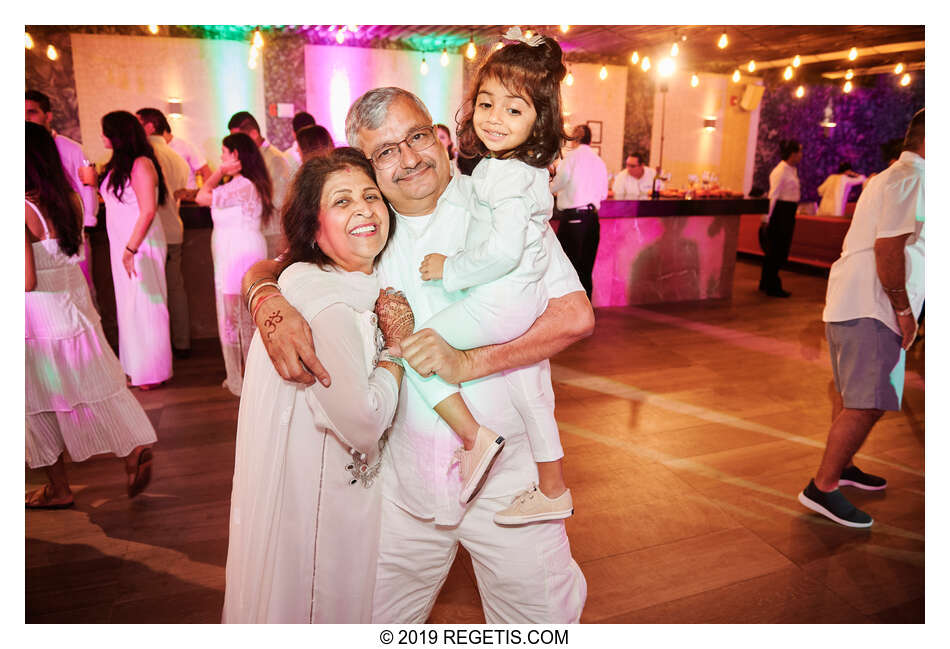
top-left (550, 124), bottom-right (609, 300)
top-left (610, 152), bottom-right (663, 199)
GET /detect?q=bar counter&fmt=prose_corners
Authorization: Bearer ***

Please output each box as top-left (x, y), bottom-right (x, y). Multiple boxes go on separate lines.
top-left (87, 197), bottom-right (770, 343)
top-left (585, 198), bottom-right (769, 307)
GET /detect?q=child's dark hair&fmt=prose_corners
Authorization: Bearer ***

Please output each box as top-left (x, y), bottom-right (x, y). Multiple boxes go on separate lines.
top-left (456, 34), bottom-right (573, 168)
top-left (281, 147), bottom-right (394, 271)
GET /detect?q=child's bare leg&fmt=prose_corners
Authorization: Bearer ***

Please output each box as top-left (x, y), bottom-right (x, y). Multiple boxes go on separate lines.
top-left (537, 459), bottom-right (567, 499)
top-left (434, 393), bottom-right (481, 450)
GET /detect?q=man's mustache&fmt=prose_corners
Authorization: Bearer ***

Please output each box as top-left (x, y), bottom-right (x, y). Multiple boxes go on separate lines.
top-left (393, 160), bottom-right (433, 181)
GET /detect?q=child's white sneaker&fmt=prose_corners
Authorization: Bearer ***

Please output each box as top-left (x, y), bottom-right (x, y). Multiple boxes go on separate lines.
top-left (455, 426), bottom-right (505, 504)
top-left (493, 484), bottom-right (574, 525)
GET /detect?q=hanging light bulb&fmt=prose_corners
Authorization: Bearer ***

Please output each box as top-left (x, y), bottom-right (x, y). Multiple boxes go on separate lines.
top-left (466, 37), bottom-right (476, 60)
top-left (641, 56), bottom-right (651, 72)
top-left (894, 62), bottom-right (905, 75)
top-left (900, 73), bottom-right (911, 86)
top-left (783, 65), bottom-right (794, 81)
top-left (732, 69), bottom-right (741, 83)
top-left (420, 57), bottom-right (429, 75)
top-left (671, 42), bottom-right (679, 57)
top-left (691, 73), bottom-right (699, 87)
top-left (599, 65), bottom-right (608, 80)
top-left (795, 85), bottom-right (805, 98)
top-left (718, 32), bottom-right (728, 49)
top-left (336, 29), bottom-right (345, 44)
top-left (792, 54), bottom-right (801, 68)
top-left (25, 32), bottom-right (33, 49)
top-left (630, 51), bottom-right (639, 65)
top-left (46, 44), bottom-right (58, 61)
top-left (440, 47), bottom-right (449, 66)
top-left (565, 70), bottom-right (574, 86)
top-left (658, 58), bottom-right (675, 78)
top-left (148, 25), bottom-right (159, 35)
top-left (843, 80), bottom-right (853, 93)
top-left (848, 47), bottom-right (858, 61)
top-left (560, 25), bottom-right (569, 33)
top-left (845, 69), bottom-right (854, 80)
top-left (253, 28), bottom-right (264, 49)
top-left (747, 60), bottom-right (756, 73)
top-left (524, 30), bottom-right (533, 40)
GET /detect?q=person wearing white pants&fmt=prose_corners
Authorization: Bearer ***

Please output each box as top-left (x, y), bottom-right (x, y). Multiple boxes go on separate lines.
top-left (244, 87), bottom-right (593, 623)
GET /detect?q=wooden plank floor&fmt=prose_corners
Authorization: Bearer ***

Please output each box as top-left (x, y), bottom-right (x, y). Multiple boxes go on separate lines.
top-left (25, 259), bottom-right (925, 624)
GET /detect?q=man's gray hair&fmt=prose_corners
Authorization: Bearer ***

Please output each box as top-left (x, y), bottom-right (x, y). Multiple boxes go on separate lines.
top-left (345, 87), bottom-right (432, 148)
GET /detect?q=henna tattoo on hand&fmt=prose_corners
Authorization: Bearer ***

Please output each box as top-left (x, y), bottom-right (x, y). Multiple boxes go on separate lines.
top-left (264, 309), bottom-right (284, 340)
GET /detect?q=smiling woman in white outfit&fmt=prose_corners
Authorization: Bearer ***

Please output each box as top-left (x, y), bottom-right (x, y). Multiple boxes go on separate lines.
top-left (223, 148), bottom-right (414, 623)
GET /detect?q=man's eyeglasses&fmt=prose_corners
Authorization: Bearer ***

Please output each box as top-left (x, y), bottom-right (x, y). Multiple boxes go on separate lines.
top-left (369, 126), bottom-right (437, 169)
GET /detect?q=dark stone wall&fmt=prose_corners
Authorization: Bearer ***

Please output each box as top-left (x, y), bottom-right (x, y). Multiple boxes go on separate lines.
top-left (622, 67), bottom-right (656, 163)
top-left (262, 35), bottom-right (307, 150)
top-left (25, 31), bottom-right (82, 142)
top-left (752, 74), bottom-right (924, 202)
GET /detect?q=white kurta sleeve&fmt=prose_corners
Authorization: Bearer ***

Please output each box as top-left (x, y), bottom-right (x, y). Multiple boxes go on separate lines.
top-left (441, 167), bottom-right (535, 293)
top-left (303, 303), bottom-right (399, 457)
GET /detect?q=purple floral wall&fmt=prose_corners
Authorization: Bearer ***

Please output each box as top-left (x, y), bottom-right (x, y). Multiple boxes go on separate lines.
top-left (752, 74), bottom-right (924, 202)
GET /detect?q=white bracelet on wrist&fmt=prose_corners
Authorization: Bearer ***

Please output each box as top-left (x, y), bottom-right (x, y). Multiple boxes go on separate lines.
top-left (379, 347), bottom-right (402, 366)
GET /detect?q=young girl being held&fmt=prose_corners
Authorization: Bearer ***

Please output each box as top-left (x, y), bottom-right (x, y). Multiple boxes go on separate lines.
top-left (410, 28), bottom-right (576, 524)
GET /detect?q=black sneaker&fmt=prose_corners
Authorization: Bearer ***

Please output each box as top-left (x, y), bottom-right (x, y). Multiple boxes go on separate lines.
top-left (798, 480), bottom-right (872, 528)
top-left (839, 465), bottom-right (887, 491)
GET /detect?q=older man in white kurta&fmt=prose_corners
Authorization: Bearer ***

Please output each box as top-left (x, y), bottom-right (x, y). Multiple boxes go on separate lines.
top-left (242, 87), bottom-right (592, 623)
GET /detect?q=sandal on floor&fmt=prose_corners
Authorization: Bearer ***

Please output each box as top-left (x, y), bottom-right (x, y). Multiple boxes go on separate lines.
top-left (127, 447), bottom-right (154, 498)
top-left (26, 484), bottom-right (74, 510)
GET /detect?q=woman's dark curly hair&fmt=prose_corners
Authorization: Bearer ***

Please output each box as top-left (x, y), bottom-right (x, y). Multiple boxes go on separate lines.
top-left (221, 132), bottom-right (275, 226)
top-left (280, 147), bottom-right (394, 271)
top-left (25, 121), bottom-right (83, 257)
top-left (456, 34), bottom-right (573, 168)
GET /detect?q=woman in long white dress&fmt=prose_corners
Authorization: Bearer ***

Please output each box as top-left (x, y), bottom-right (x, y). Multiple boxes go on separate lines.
top-left (195, 132), bottom-right (274, 396)
top-left (99, 110), bottom-right (172, 389)
top-left (25, 122), bottom-right (156, 508)
top-left (223, 148), bottom-right (414, 623)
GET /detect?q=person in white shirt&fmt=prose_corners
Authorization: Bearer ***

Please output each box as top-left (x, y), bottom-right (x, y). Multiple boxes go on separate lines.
top-left (167, 135), bottom-right (211, 191)
top-left (282, 111), bottom-right (317, 168)
top-left (229, 111), bottom-right (293, 258)
top-left (610, 152), bottom-right (660, 199)
top-left (817, 162), bottom-right (867, 216)
top-left (26, 90), bottom-right (100, 304)
top-left (798, 110), bottom-right (924, 528)
top-left (759, 139), bottom-right (802, 298)
top-left (550, 124), bottom-right (609, 300)
top-left (137, 108), bottom-right (193, 357)
top-left (241, 86), bottom-right (592, 623)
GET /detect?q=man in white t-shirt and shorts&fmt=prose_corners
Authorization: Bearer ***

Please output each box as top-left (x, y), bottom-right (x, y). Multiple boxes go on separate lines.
top-left (798, 109), bottom-right (924, 528)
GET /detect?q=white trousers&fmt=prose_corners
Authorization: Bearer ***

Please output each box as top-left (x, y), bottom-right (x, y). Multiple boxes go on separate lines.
top-left (372, 495), bottom-right (586, 623)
